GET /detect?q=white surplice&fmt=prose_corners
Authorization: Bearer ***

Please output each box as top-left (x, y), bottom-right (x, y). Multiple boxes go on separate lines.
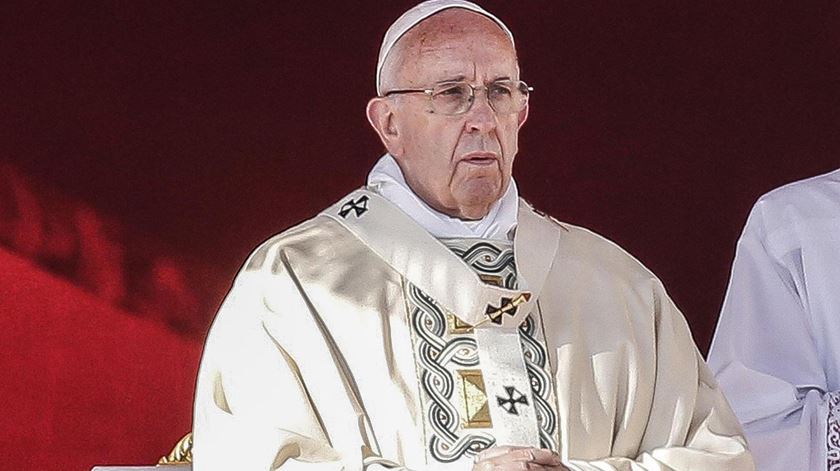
top-left (708, 169), bottom-right (840, 471)
top-left (193, 188), bottom-right (753, 471)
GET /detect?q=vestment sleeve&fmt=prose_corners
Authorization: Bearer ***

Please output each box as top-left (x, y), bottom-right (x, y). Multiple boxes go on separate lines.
top-left (707, 202), bottom-right (836, 471)
top-left (566, 280), bottom-right (754, 471)
top-left (191, 247), bottom-right (402, 471)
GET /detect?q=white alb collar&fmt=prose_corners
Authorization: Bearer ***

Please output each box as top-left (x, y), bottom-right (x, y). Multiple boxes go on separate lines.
top-left (366, 153), bottom-right (519, 241)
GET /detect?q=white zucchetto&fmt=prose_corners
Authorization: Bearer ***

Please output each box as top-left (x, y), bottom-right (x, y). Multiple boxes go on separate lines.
top-left (375, 0), bottom-right (515, 95)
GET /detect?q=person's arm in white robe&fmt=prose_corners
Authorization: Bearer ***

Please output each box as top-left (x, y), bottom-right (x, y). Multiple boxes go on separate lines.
top-left (707, 202), bottom-right (836, 471)
top-left (564, 278), bottom-right (754, 471)
top-left (192, 243), bottom-right (404, 471)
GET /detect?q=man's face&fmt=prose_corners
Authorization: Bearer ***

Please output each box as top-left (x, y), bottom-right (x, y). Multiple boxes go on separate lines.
top-left (371, 10), bottom-right (527, 220)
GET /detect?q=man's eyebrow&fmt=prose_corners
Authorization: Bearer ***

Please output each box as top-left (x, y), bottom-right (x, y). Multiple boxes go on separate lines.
top-left (435, 75), bottom-right (466, 84)
top-left (434, 75), bottom-right (514, 85)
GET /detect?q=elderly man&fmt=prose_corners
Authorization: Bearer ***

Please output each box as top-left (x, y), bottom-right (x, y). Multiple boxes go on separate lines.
top-left (708, 169), bottom-right (840, 471)
top-left (192, 1), bottom-right (753, 470)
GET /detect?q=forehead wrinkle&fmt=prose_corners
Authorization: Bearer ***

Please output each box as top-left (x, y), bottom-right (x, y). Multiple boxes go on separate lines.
top-left (418, 43), bottom-right (458, 54)
top-left (410, 12), bottom-right (512, 51)
top-left (414, 9), bottom-right (510, 42)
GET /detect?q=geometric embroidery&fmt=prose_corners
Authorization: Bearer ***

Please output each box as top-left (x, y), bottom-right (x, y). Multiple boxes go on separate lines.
top-left (406, 239), bottom-right (558, 464)
top-left (338, 195), bottom-right (369, 218)
top-left (497, 386), bottom-right (529, 415)
top-left (828, 391), bottom-right (840, 470)
top-left (447, 314), bottom-right (474, 334)
top-left (447, 241), bottom-right (517, 288)
top-left (481, 292), bottom-right (531, 326)
top-left (445, 239), bottom-right (558, 450)
top-left (408, 284), bottom-right (494, 462)
top-left (457, 369), bottom-right (492, 428)
top-left (519, 310), bottom-right (557, 450)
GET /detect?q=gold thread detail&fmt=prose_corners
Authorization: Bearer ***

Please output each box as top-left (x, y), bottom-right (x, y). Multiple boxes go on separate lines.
top-left (457, 369), bottom-right (492, 429)
top-left (158, 432), bottom-right (193, 465)
top-left (478, 274), bottom-right (504, 287)
top-left (447, 314), bottom-right (474, 334)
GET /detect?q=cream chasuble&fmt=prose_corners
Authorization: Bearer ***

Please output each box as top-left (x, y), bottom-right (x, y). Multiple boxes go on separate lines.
top-left (192, 188), bottom-right (754, 471)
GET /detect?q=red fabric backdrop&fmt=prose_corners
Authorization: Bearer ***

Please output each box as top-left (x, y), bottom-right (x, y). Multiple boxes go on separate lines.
top-left (0, 249), bottom-right (201, 470)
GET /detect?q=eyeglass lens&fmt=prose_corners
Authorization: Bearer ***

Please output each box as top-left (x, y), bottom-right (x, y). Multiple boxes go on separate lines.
top-left (430, 81), bottom-right (529, 115)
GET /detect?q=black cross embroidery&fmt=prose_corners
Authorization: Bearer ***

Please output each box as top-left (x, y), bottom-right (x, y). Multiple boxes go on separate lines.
top-left (497, 386), bottom-right (529, 415)
top-left (484, 292), bottom-right (530, 325)
top-left (486, 297), bottom-right (517, 325)
top-left (339, 195), bottom-right (369, 218)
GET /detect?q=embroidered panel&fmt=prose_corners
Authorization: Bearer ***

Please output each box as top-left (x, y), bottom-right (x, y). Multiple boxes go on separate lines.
top-left (828, 391), bottom-right (840, 470)
top-left (405, 239), bottom-right (558, 465)
top-left (408, 283), bottom-right (495, 462)
top-left (444, 240), bottom-right (517, 290)
top-left (519, 312), bottom-right (557, 450)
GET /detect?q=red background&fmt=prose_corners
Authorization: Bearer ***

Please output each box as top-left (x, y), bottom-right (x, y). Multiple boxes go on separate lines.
top-left (1, 1), bottom-right (839, 469)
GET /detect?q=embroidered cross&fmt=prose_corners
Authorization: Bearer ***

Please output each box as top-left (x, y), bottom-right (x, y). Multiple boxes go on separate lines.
top-left (497, 386), bottom-right (529, 415)
top-left (483, 292), bottom-right (531, 325)
top-left (339, 195), bottom-right (369, 218)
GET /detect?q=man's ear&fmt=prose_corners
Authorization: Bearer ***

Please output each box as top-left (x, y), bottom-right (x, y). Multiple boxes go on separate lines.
top-left (517, 102), bottom-right (529, 128)
top-left (367, 97), bottom-right (403, 156)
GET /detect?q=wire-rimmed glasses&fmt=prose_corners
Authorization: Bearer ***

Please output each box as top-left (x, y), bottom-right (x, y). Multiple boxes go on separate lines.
top-left (384, 80), bottom-right (532, 116)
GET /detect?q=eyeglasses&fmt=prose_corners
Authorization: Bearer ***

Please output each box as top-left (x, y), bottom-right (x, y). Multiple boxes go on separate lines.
top-left (383, 80), bottom-right (533, 116)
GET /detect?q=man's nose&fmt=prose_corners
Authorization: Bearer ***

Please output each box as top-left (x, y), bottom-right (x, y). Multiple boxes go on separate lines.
top-left (464, 90), bottom-right (497, 134)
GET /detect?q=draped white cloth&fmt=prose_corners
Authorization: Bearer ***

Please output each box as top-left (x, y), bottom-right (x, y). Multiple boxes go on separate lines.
top-left (193, 187), bottom-right (754, 470)
top-left (367, 153), bottom-right (519, 240)
top-left (708, 168), bottom-right (840, 471)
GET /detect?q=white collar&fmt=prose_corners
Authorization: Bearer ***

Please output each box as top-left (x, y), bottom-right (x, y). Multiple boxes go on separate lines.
top-left (366, 153), bottom-right (519, 241)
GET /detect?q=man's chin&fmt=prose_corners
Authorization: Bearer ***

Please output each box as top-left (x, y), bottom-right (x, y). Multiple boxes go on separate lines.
top-left (451, 190), bottom-right (503, 220)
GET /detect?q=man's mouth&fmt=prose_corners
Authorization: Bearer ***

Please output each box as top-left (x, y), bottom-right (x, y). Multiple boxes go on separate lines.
top-left (460, 152), bottom-right (499, 166)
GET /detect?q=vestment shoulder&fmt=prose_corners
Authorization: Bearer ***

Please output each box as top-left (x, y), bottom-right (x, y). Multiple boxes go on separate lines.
top-left (526, 203), bottom-right (676, 336)
top-left (240, 215), bottom-right (350, 275)
top-left (523, 202), bottom-right (656, 286)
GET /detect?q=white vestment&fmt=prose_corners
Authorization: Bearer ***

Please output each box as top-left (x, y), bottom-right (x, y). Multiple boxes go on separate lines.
top-left (708, 169), bottom-right (840, 471)
top-left (193, 188), bottom-right (753, 471)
